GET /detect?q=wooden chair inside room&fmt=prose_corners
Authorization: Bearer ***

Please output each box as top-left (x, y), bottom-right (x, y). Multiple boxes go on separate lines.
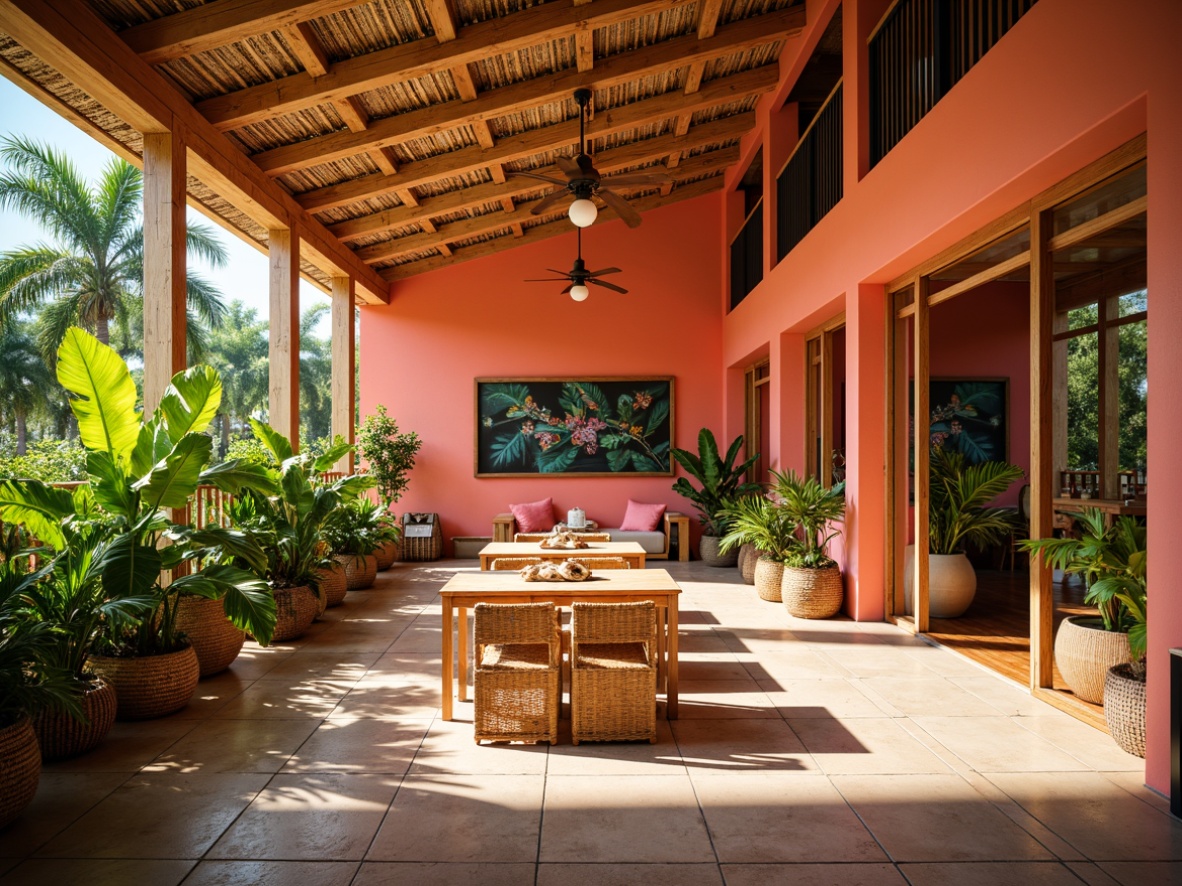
top-left (490, 557), bottom-right (544, 570)
top-left (472, 602), bottom-right (561, 745)
top-left (570, 601), bottom-right (658, 745)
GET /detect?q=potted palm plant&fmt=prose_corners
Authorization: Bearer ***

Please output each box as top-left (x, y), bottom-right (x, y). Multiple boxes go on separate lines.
top-left (1022, 511), bottom-right (1146, 717)
top-left (357, 405), bottom-right (421, 569)
top-left (773, 471), bottom-right (847, 618)
top-left (905, 447), bottom-right (1023, 618)
top-left (671, 429), bottom-right (761, 566)
top-left (719, 493), bottom-right (795, 601)
top-left (324, 499), bottom-right (399, 590)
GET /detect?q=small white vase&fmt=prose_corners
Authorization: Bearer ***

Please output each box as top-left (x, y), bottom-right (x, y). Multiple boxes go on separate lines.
top-left (902, 545), bottom-right (978, 618)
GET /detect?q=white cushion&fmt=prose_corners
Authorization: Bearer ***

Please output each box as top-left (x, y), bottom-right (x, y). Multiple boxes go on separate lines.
top-left (604, 529), bottom-right (666, 554)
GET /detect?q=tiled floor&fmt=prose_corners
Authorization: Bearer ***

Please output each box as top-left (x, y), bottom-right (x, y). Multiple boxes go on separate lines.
top-left (2, 561), bottom-right (1180, 885)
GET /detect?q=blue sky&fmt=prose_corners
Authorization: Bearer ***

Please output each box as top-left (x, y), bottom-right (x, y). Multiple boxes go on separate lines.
top-left (0, 77), bottom-right (331, 334)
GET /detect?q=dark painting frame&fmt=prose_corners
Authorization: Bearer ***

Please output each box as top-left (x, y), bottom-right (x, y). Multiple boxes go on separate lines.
top-left (475, 377), bottom-right (674, 477)
top-left (928, 377), bottom-right (1009, 465)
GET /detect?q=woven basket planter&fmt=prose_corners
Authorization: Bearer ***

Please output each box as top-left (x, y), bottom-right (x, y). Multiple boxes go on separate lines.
top-left (699, 535), bottom-right (738, 568)
top-left (1054, 616), bottom-right (1130, 705)
top-left (738, 544), bottom-right (758, 584)
top-left (315, 562), bottom-right (348, 608)
top-left (374, 539), bottom-right (399, 570)
top-left (781, 565), bottom-right (844, 619)
top-left (272, 585), bottom-right (319, 642)
top-left (33, 677), bottom-right (117, 761)
top-left (173, 595), bottom-right (245, 677)
top-left (754, 557), bottom-right (785, 602)
top-left (86, 645), bottom-right (199, 721)
top-left (335, 553), bottom-right (377, 590)
top-left (1104, 663), bottom-right (1146, 758)
top-left (0, 716), bottom-right (41, 829)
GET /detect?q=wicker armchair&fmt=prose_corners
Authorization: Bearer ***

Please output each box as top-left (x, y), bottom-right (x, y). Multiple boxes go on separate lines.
top-left (572, 557), bottom-right (630, 570)
top-left (570, 601), bottom-right (657, 744)
top-left (473, 603), bottom-right (561, 745)
top-left (514, 532), bottom-right (612, 543)
top-left (489, 557), bottom-right (544, 570)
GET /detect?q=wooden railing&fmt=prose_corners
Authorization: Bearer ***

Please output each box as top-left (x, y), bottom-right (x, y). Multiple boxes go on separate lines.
top-left (869, 0), bottom-right (1039, 167)
top-left (729, 201), bottom-right (763, 310)
top-left (776, 82), bottom-right (843, 262)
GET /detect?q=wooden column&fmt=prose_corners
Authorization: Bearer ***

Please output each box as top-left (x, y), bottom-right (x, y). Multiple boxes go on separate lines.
top-left (269, 228), bottom-right (300, 448)
top-left (1099, 295), bottom-right (1121, 499)
top-left (331, 275), bottom-right (356, 474)
top-left (1030, 208), bottom-right (1055, 690)
top-left (142, 129), bottom-right (187, 413)
top-left (913, 277), bottom-right (931, 634)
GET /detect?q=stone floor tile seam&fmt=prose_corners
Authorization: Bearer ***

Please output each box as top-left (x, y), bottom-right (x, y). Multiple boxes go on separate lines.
top-left (808, 772), bottom-right (904, 868)
top-left (957, 771), bottom-right (1090, 862)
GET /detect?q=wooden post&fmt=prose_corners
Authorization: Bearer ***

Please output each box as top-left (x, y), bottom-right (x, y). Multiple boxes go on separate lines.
top-left (1099, 295), bottom-right (1121, 499)
top-left (1030, 208), bottom-right (1055, 690)
top-left (331, 275), bottom-right (356, 474)
top-left (913, 277), bottom-right (930, 634)
top-left (142, 129), bottom-right (187, 413)
top-left (269, 227), bottom-right (300, 448)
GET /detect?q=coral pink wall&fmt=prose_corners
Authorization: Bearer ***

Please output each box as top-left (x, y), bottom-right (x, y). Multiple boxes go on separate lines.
top-left (360, 195), bottom-right (723, 549)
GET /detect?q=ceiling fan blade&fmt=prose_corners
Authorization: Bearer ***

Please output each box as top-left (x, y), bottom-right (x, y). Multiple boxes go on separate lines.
top-left (524, 277), bottom-right (571, 282)
top-left (560, 284), bottom-right (574, 295)
top-left (545, 269), bottom-right (572, 276)
top-left (590, 278), bottom-right (629, 294)
top-left (508, 170), bottom-right (569, 186)
top-left (603, 171), bottom-right (672, 186)
top-left (530, 188), bottom-right (573, 215)
top-left (586, 267), bottom-right (622, 277)
top-left (597, 188), bottom-right (643, 228)
top-left (555, 155), bottom-right (581, 177)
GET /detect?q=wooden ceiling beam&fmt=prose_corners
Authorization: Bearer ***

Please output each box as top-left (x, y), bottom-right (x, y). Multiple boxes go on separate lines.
top-left (259, 63), bottom-right (775, 176)
top-left (381, 176), bottom-right (723, 280)
top-left (122, 0), bottom-right (366, 65)
top-left (197, 1), bottom-right (801, 130)
top-left (328, 136), bottom-right (741, 242)
top-left (667, 0), bottom-right (725, 190)
top-left (280, 21), bottom-right (330, 77)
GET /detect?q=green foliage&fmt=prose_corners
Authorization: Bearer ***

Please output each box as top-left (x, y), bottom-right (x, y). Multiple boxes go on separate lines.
top-left (324, 499), bottom-right (400, 558)
top-left (718, 494), bottom-right (795, 561)
top-left (357, 404), bottom-right (421, 508)
top-left (772, 471), bottom-right (846, 569)
top-left (927, 447), bottom-right (1024, 556)
top-left (0, 438), bottom-right (88, 482)
top-left (670, 429), bottom-right (761, 535)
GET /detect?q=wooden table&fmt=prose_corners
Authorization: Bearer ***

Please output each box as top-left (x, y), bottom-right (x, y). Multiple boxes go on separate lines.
top-left (1052, 497), bottom-right (1147, 528)
top-left (439, 568), bottom-right (681, 720)
top-left (478, 540), bottom-right (647, 571)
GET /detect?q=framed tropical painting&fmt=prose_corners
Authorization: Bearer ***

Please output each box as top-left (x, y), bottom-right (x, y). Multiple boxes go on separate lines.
top-left (928, 377), bottom-right (1008, 464)
top-left (475, 377), bottom-right (674, 476)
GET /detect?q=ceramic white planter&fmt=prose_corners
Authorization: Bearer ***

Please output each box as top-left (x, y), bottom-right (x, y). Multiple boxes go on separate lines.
top-left (902, 546), bottom-right (978, 618)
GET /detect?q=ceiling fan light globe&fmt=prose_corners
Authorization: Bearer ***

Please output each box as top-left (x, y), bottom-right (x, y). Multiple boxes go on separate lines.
top-left (568, 198), bottom-right (597, 227)
top-left (570, 284), bottom-right (590, 302)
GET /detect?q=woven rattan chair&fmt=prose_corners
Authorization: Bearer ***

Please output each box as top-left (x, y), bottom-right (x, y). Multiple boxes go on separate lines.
top-left (514, 531), bottom-right (613, 543)
top-left (573, 557), bottom-right (630, 570)
top-left (473, 602), bottom-right (561, 745)
top-left (490, 557), bottom-right (544, 570)
top-left (570, 601), bottom-right (657, 744)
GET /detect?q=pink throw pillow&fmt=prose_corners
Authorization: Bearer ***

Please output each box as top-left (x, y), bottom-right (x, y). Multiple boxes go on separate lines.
top-left (509, 498), bottom-right (554, 533)
top-left (619, 500), bottom-right (666, 532)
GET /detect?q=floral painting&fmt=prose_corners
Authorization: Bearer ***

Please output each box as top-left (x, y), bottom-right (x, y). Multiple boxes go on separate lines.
top-left (929, 378), bottom-right (1008, 465)
top-left (476, 377), bottom-right (674, 476)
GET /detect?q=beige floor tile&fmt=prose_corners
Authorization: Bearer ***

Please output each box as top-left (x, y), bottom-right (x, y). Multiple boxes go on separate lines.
top-left (0, 771), bottom-right (129, 858)
top-left (281, 717), bottom-right (430, 774)
top-left (171, 670), bottom-right (254, 718)
top-left (833, 774), bottom-right (1055, 862)
top-left (858, 676), bottom-right (1008, 717)
top-left (1013, 716), bottom-right (1147, 772)
top-left (694, 773), bottom-right (888, 863)
top-left (539, 774), bottom-right (713, 863)
top-left (719, 863), bottom-right (907, 885)
top-left (536, 862), bottom-right (724, 885)
top-left (672, 718), bottom-right (816, 775)
top-left (355, 862), bottom-right (537, 885)
top-left (899, 861), bottom-right (1092, 884)
top-left (1097, 861), bottom-right (1182, 885)
top-left (1, 858), bottom-right (196, 885)
top-left (145, 718), bottom-right (319, 774)
top-left (208, 772), bottom-right (400, 861)
top-left (259, 651), bottom-right (380, 680)
top-left (986, 772), bottom-right (1182, 860)
top-left (759, 678), bottom-right (895, 719)
top-left (35, 772), bottom-right (270, 858)
top-left (743, 647), bottom-right (857, 681)
top-left (678, 659), bottom-right (751, 681)
top-left (385, 623), bottom-right (446, 654)
top-left (789, 717), bottom-right (953, 775)
top-left (409, 718), bottom-right (549, 776)
top-left (43, 718), bottom-right (196, 773)
top-left (950, 675), bottom-right (1060, 717)
top-left (327, 680), bottom-right (441, 719)
top-left (182, 860), bottom-right (360, 886)
top-left (367, 774), bottom-right (544, 863)
top-left (1100, 771), bottom-right (1176, 810)
top-left (812, 646), bottom-right (942, 678)
top-left (676, 680), bottom-right (778, 719)
top-left (209, 679), bottom-right (347, 719)
top-left (546, 719), bottom-right (686, 775)
top-left (1064, 861), bottom-right (1125, 885)
top-left (225, 646), bottom-right (296, 679)
top-left (368, 651), bottom-right (441, 682)
top-left (911, 716), bottom-right (1091, 772)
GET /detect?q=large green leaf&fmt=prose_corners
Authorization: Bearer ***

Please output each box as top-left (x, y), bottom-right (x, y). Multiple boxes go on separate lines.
top-left (159, 365), bottom-right (222, 444)
top-left (98, 533), bottom-right (162, 601)
top-left (86, 450), bottom-right (134, 518)
top-left (55, 327), bottom-right (141, 461)
top-left (250, 418), bottom-right (293, 464)
top-left (312, 441), bottom-right (354, 474)
top-left (0, 479), bottom-right (74, 550)
top-left (132, 433), bottom-right (212, 512)
top-left (199, 460), bottom-right (276, 496)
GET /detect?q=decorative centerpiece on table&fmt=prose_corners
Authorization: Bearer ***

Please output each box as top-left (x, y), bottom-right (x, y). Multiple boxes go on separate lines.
top-left (539, 529), bottom-right (590, 550)
top-left (520, 560), bottom-right (592, 582)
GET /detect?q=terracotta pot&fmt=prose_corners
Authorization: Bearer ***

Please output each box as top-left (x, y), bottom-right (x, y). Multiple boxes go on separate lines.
top-left (754, 556), bottom-right (785, 602)
top-left (782, 564), bottom-right (844, 619)
top-left (1055, 616), bottom-right (1130, 704)
top-left (173, 595), bottom-right (245, 677)
top-left (335, 553), bottom-right (377, 590)
top-left (1104, 662), bottom-right (1146, 758)
top-left (315, 562), bottom-right (348, 609)
top-left (271, 585), bottom-right (319, 642)
top-left (33, 677), bottom-right (117, 761)
top-left (86, 645), bottom-right (199, 721)
top-left (902, 547), bottom-right (978, 618)
top-left (699, 535), bottom-right (738, 568)
top-left (0, 716), bottom-right (41, 829)
top-left (374, 539), bottom-right (399, 570)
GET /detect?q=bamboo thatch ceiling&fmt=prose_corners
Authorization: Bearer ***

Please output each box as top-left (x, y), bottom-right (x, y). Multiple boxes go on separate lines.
top-left (1, 0), bottom-right (806, 286)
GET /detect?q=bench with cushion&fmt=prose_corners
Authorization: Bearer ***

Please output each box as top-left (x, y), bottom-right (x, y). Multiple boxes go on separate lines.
top-left (493, 498), bottom-right (689, 561)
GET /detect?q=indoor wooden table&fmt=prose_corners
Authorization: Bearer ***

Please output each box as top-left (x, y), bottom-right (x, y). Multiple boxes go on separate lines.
top-left (439, 568), bottom-right (680, 721)
top-left (1052, 497), bottom-right (1147, 529)
top-left (477, 540), bottom-right (647, 570)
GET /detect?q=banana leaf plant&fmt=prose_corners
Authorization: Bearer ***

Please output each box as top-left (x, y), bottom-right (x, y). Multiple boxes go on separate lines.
top-left (671, 429), bottom-right (761, 536)
top-left (0, 327), bottom-right (277, 654)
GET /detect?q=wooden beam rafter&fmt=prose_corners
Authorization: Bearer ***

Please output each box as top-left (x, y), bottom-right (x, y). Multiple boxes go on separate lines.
top-left (667, 0), bottom-right (724, 192)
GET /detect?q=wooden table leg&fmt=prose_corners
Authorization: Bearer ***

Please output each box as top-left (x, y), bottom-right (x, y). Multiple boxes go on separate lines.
top-left (458, 605), bottom-right (469, 702)
top-left (666, 594), bottom-right (679, 719)
top-left (441, 596), bottom-right (454, 720)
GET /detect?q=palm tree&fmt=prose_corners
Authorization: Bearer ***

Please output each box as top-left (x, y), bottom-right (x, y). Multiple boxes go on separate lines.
top-left (0, 137), bottom-right (228, 362)
top-left (299, 302), bottom-right (333, 444)
top-left (205, 300), bottom-right (269, 456)
top-left (0, 319), bottom-right (56, 454)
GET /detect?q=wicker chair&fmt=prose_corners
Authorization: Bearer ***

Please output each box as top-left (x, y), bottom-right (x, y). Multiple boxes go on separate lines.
top-left (473, 603), bottom-right (561, 745)
top-left (514, 532), bottom-right (613, 543)
top-left (572, 557), bottom-right (630, 570)
top-left (570, 601), bottom-right (657, 744)
top-left (490, 557), bottom-right (544, 570)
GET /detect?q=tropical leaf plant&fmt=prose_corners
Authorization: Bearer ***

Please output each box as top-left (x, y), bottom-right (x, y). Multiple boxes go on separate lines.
top-left (718, 494), bottom-right (795, 561)
top-left (772, 471), bottom-right (846, 568)
top-left (670, 429), bottom-right (761, 535)
top-left (928, 447), bottom-right (1023, 556)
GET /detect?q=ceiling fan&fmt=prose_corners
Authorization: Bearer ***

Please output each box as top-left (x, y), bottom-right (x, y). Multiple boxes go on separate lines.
top-left (511, 87), bottom-right (671, 229)
top-left (525, 228), bottom-right (628, 301)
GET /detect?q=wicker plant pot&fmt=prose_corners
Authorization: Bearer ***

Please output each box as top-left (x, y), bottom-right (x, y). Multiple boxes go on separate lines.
top-left (754, 557), bottom-right (785, 602)
top-left (272, 586), bottom-right (320, 642)
top-left (173, 595), bottom-right (245, 677)
top-left (781, 565), bottom-right (844, 619)
top-left (738, 544), bottom-right (758, 584)
top-left (699, 535), bottom-right (738, 568)
top-left (315, 562), bottom-right (348, 608)
top-left (374, 539), bottom-right (399, 570)
top-left (0, 716), bottom-right (41, 829)
top-left (335, 553), bottom-right (377, 590)
top-left (1104, 663), bottom-right (1146, 758)
top-left (1054, 616), bottom-right (1131, 705)
top-left (33, 677), bottom-right (117, 761)
top-left (86, 645), bottom-right (199, 721)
